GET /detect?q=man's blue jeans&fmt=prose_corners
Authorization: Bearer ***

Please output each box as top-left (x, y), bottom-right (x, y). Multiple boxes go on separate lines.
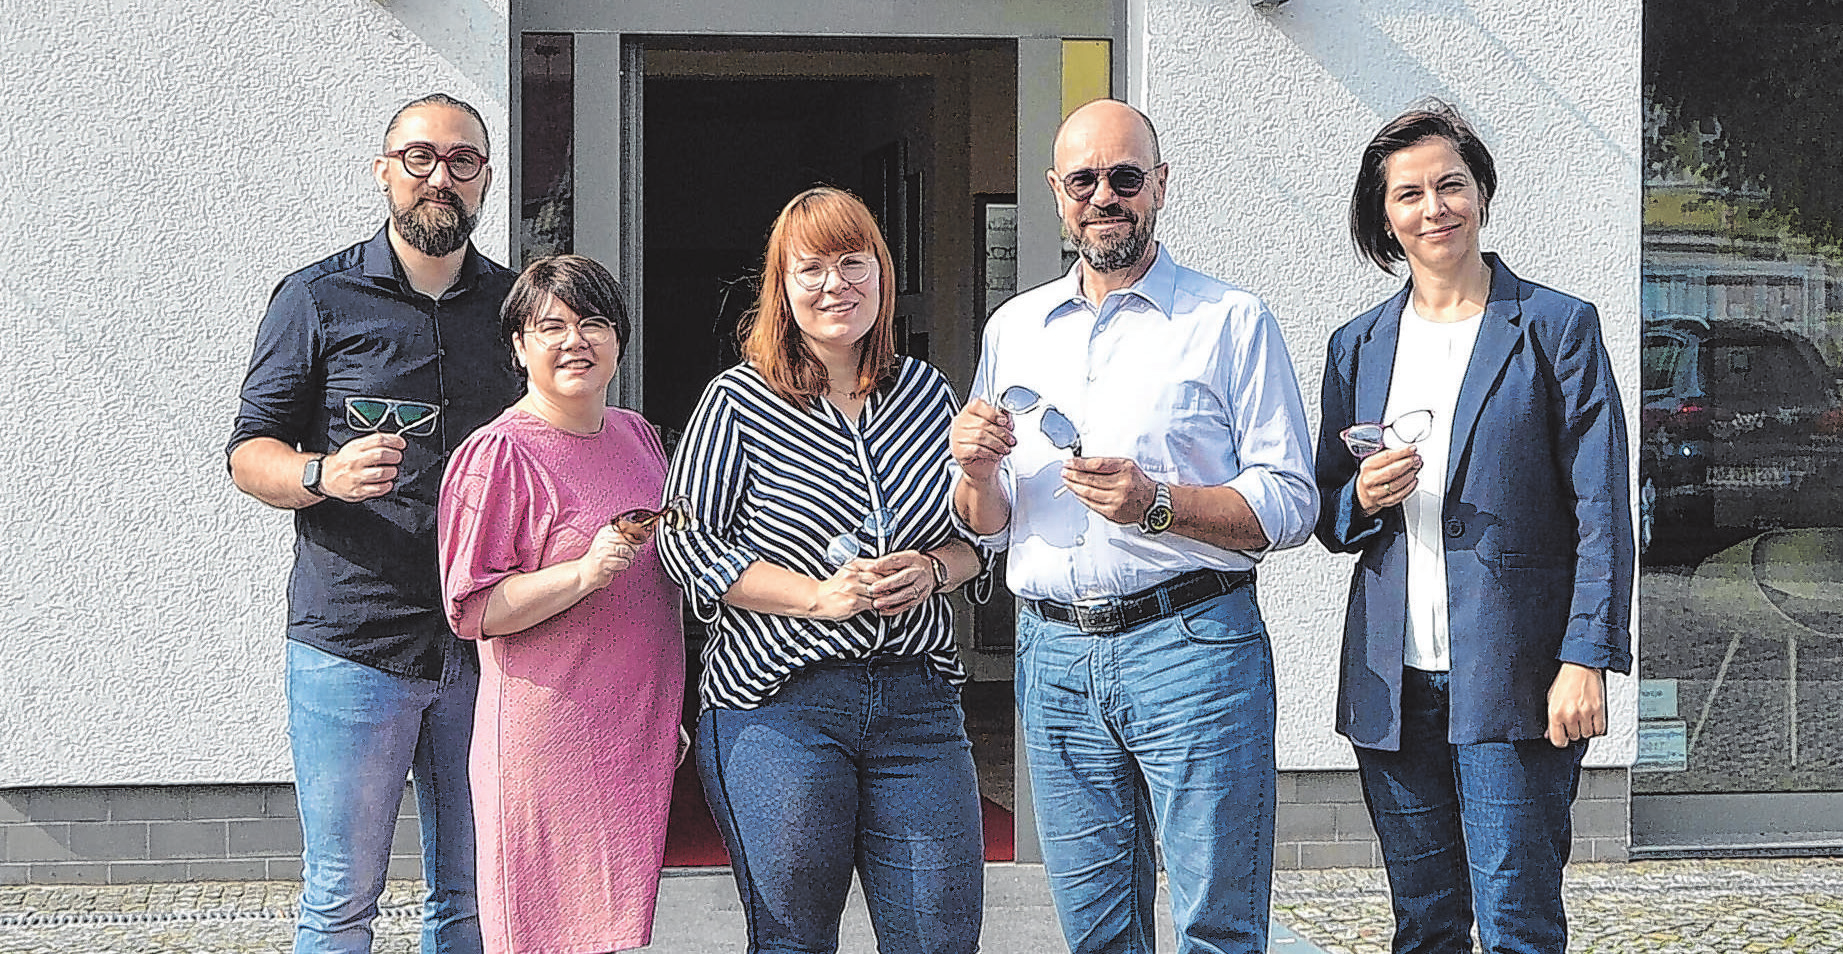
top-left (696, 657), bottom-right (985, 954)
top-left (1016, 588), bottom-right (1276, 954)
top-left (1354, 669), bottom-right (1585, 954)
top-left (286, 640), bottom-right (482, 954)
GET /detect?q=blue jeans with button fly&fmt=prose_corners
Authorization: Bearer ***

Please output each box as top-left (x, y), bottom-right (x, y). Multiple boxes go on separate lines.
top-left (1017, 588), bottom-right (1275, 954)
top-left (1354, 668), bottom-right (1584, 954)
top-left (287, 639), bottom-right (481, 954)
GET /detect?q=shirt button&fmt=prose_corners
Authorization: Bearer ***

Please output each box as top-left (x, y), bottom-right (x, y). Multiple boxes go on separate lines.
top-left (1075, 534), bottom-right (1086, 546)
top-left (1444, 518), bottom-right (1464, 538)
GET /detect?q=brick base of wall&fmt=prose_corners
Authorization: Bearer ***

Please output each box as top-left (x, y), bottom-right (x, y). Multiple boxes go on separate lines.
top-left (1276, 768), bottom-right (1631, 869)
top-left (0, 784), bottom-right (422, 885)
top-left (2, 770), bottom-right (1629, 884)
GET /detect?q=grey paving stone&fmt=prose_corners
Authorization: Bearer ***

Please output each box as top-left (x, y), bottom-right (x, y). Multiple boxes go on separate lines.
top-left (226, 820), bottom-right (298, 857)
top-left (180, 787), bottom-right (270, 822)
top-left (67, 824), bottom-right (148, 862)
top-left (147, 822), bottom-right (226, 861)
top-left (13, 793), bottom-right (108, 825)
top-left (4, 827), bottom-right (70, 864)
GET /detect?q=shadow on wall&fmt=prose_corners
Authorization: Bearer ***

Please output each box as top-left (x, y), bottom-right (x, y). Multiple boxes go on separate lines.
top-left (1252, 0), bottom-right (1634, 170)
top-left (376, 0), bottom-right (510, 99)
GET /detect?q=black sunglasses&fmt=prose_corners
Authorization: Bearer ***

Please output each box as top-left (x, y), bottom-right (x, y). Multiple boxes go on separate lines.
top-left (1059, 163), bottom-right (1158, 203)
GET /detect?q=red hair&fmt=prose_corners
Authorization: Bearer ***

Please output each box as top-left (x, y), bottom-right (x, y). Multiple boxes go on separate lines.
top-left (740, 187), bottom-right (898, 408)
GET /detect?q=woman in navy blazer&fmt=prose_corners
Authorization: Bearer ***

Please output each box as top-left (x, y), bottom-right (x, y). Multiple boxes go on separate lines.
top-left (1315, 103), bottom-right (1633, 954)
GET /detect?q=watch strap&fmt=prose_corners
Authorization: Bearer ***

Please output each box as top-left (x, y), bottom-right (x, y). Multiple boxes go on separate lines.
top-left (303, 454), bottom-right (329, 498)
top-left (923, 551), bottom-right (951, 591)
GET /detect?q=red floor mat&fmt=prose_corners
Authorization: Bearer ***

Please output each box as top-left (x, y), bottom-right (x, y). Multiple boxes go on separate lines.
top-left (663, 759), bottom-right (1016, 866)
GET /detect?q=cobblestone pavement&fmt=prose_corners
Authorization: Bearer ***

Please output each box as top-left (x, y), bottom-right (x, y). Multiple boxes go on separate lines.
top-left (1, 859), bottom-right (1840, 952)
top-left (1273, 858), bottom-right (1843, 954)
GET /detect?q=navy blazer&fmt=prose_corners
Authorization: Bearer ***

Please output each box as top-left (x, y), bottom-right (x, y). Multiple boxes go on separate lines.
top-left (1315, 254), bottom-right (1634, 749)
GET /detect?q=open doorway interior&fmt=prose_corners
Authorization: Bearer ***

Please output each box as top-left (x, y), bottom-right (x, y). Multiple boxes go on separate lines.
top-left (612, 35), bottom-right (1021, 861)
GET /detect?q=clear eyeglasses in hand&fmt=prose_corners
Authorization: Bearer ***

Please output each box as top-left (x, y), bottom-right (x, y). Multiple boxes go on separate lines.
top-left (1340, 409), bottom-right (1435, 459)
top-left (346, 397), bottom-right (442, 437)
top-left (998, 385), bottom-right (1083, 457)
top-left (827, 508), bottom-right (895, 567)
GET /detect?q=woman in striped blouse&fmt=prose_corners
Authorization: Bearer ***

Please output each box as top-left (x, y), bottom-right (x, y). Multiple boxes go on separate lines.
top-left (656, 187), bottom-right (986, 953)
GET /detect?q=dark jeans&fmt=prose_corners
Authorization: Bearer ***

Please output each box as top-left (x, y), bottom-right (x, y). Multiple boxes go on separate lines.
top-left (1355, 669), bottom-right (1586, 954)
top-left (696, 657), bottom-right (984, 954)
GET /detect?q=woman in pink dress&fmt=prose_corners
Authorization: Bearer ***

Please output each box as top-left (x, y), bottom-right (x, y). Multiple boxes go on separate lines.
top-left (437, 254), bottom-right (685, 954)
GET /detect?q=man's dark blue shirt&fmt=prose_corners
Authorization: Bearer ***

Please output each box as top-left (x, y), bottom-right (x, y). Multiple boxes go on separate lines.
top-left (229, 227), bottom-right (521, 680)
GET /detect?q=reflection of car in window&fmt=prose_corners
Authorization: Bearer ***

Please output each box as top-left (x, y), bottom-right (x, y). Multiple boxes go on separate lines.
top-left (1640, 315), bottom-right (1843, 560)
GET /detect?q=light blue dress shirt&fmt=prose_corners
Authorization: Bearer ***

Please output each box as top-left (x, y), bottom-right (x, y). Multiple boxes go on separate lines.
top-left (966, 245), bottom-right (1317, 603)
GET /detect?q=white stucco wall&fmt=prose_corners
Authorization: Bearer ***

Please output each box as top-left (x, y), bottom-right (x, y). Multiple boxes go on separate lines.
top-left (1136, 0), bottom-right (1642, 769)
top-left (0, 0), bottom-right (510, 785)
top-left (1, 0), bottom-right (1640, 786)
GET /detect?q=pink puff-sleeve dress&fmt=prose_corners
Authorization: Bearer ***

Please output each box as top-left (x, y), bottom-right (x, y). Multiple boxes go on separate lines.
top-left (437, 406), bottom-right (685, 954)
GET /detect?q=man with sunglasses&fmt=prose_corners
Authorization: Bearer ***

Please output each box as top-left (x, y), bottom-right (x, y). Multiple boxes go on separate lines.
top-left (951, 99), bottom-right (1317, 954)
top-left (226, 93), bottom-right (519, 954)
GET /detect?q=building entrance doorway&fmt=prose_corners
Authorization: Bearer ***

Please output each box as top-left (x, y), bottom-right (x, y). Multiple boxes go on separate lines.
top-left (638, 36), bottom-right (1022, 866)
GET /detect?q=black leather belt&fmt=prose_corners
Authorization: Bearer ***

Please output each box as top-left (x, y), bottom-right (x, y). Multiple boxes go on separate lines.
top-left (1025, 568), bottom-right (1253, 634)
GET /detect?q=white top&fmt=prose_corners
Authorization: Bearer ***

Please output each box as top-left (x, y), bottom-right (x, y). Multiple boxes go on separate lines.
top-left (962, 245), bottom-right (1318, 602)
top-left (1384, 300), bottom-right (1484, 672)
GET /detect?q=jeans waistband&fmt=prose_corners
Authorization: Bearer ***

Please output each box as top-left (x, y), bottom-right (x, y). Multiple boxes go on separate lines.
top-left (1024, 568), bottom-right (1254, 635)
top-left (808, 653), bottom-right (930, 670)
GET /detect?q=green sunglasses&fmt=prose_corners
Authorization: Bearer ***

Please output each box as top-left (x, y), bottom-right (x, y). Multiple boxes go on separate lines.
top-left (345, 396), bottom-right (442, 437)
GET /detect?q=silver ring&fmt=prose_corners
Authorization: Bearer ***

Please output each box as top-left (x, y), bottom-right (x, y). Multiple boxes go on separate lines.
top-left (1382, 482), bottom-right (1391, 494)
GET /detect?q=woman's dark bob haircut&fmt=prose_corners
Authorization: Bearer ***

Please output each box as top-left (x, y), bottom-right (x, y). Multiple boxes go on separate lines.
top-left (1349, 100), bottom-right (1497, 275)
top-left (499, 254), bottom-right (632, 373)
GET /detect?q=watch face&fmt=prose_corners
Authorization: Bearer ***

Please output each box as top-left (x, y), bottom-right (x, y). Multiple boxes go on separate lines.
top-left (1146, 505), bottom-right (1174, 533)
top-left (302, 457), bottom-right (324, 492)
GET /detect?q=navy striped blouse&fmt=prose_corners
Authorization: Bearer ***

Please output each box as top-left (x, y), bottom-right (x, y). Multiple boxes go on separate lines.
top-left (656, 356), bottom-right (973, 710)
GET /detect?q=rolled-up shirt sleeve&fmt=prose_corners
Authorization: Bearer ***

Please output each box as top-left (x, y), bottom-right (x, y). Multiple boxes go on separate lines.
top-left (1220, 300), bottom-right (1319, 552)
top-left (227, 279), bottom-right (323, 459)
top-left (655, 384), bottom-right (763, 623)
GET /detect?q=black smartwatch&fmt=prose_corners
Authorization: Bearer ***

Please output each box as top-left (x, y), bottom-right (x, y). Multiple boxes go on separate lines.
top-left (1139, 482), bottom-right (1174, 535)
top-left (302, 454), bottom-right (329, 498)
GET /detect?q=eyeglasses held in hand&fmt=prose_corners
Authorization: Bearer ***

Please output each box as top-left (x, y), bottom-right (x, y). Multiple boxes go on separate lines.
top-left (999, 385), bottom-right (1083, 457)
top-left (1340, 409), bottom-right (1435, 459)
top-left (826, 508), bottom-right (895, 566)
top-left (612, 496), bottom-right (690, 542)
top-left (521, 315), bottom-right (617, 350)
top-left (1059, 163), bottom-right (1160, 203)
top-left (382, 143), bottom-right (488, 181)
top-left (346, 397), bottom-right (441, 437)
top-left (789, 255), bottom-right (877, 292)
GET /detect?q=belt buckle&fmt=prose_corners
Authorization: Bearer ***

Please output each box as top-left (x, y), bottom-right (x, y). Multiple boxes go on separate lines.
top-left (1073, 598), bottom-right (1124, 633)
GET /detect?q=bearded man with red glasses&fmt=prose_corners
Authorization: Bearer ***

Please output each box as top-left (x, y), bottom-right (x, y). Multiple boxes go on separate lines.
top-left (226, 93), bottom-right (518, 954)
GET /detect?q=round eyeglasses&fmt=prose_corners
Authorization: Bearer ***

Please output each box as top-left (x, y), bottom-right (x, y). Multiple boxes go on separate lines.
top-left (1341, 409), bottom-right (1435, 458)
top-left (384, 143), bottom-right (488, 182)
top-left (520, 316), bottom-right (617, 350)
top-left (1059, 163), bottom-right (1159, 203)
top-left (789, 256), bottom-right (877, 292)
